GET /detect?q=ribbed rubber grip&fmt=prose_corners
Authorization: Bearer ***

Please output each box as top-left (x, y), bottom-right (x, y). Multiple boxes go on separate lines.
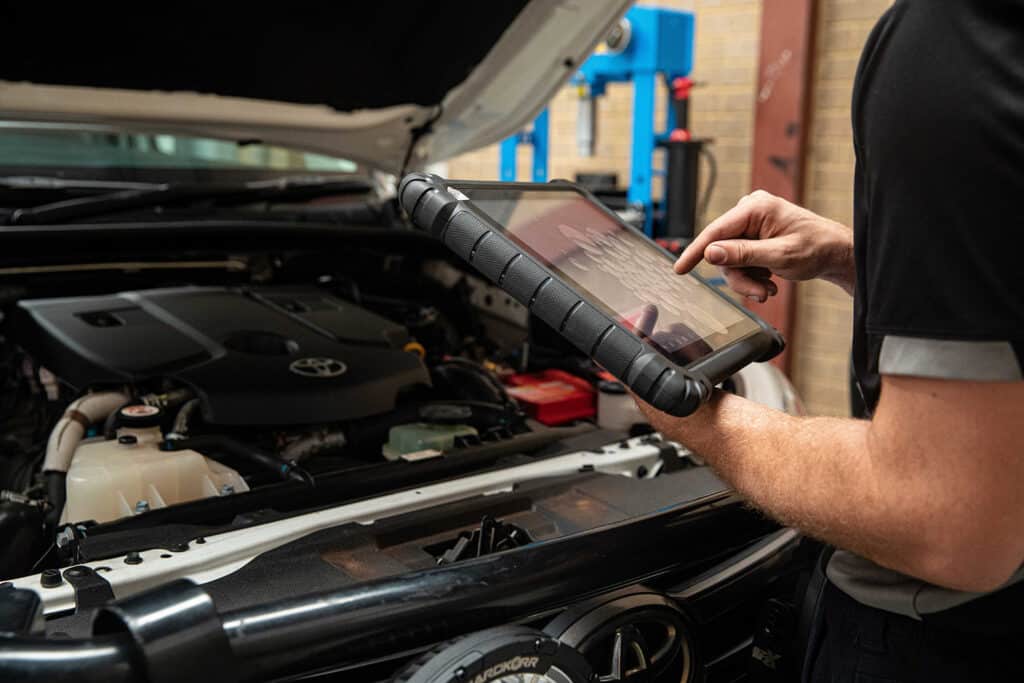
top-left (398, 173), bottom-right (736, 417)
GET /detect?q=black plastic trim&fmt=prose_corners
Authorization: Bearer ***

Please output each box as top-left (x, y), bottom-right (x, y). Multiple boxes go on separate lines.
top-left (62, 566), bottom-right (115, 611)
top-left (0, 493), bottom-right (778, 682)
top-left (670, 528), bottom-right (802, 624)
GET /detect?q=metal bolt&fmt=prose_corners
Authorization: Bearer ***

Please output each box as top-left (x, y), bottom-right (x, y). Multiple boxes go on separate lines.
top-left (535, 637), bottom-right (558, 656)
top-left (124, 551), bottom-right (143, 565)
top-left (134, 500), bottom-right (150, 514)
top-left (219, 484), bottom-right (235, 496)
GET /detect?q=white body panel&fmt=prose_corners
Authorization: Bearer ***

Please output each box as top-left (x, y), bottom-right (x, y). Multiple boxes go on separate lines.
top-left (14, 436), bottom-right (667, 615)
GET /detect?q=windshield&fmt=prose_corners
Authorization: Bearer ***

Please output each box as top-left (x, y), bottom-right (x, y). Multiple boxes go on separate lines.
top-left (0, 122), bottom-right (360, 179)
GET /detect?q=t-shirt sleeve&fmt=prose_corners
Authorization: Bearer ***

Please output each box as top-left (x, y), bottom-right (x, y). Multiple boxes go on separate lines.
top-left (855, 2), bottom-right (1024, 380)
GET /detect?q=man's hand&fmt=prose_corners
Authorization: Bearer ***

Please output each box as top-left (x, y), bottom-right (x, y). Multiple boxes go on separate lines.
top-left (674, 190), bottom-right (856, 300)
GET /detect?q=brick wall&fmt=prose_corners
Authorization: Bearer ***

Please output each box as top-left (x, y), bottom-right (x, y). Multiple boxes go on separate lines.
top-left (447, 0), bottom-right (891, 416)
top-left (448, 0), bottom-right (762, 221)
top-left (793, 0), bottom-right (892, 415)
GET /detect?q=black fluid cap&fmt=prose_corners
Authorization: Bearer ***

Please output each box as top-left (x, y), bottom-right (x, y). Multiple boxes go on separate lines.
top-left (40, 568), bottom-right (63, 588)
top-left (117, 404), bottom-right (163, 428)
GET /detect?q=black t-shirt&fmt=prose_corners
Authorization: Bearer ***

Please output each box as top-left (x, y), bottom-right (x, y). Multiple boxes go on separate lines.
top-left (851, 0), bottom-right (1024, 414)
top-left (834, 0), bottom-right (1024, 618)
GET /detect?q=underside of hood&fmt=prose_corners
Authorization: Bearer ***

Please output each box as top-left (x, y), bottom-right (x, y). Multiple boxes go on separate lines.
top-left (0, 3), bottom-right (528, 112)
top-left (0, 1), bottom-right (631, 173)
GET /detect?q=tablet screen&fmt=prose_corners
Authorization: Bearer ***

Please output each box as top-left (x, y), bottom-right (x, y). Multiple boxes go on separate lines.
top-left (457, 186), bottom-right (761, 366)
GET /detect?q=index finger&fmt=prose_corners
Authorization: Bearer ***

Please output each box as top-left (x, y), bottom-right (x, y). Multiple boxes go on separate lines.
top-left (672, 200), bottom-right (756, 274)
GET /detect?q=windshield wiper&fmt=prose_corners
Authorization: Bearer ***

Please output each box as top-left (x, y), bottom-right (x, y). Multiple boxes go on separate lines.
top-left (0, 176), bottom-right (164, 192)
top-left (5, 176), bottom-right (374, 225)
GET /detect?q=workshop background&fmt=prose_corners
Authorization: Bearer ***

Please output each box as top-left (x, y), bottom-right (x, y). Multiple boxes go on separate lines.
top-left (449, 0), bottom-right (892, 417)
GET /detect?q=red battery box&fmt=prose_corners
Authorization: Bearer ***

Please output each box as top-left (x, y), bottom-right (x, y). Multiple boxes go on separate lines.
top-left (504, 370), bottom-right (596, 426)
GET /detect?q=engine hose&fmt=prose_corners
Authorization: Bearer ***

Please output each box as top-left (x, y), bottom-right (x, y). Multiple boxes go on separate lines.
top-left (434, 358), bottom-right (514, 408)
top-left (43, 471), bottom-right (66, 529)
top-left (43, 391), bottom-right (130, 526)
top-left (102, 401), bottom-right (132, 440)
top-left (282, 431), bottom-right (347, 462)
top-left (140, 387), bottom-right (193, 410)
top-left (163, 436), bottom-right (313, 486)
top-left (170, 398), bottom-right (202, 437)
top-left (43, 391), bottom-right (131, 473)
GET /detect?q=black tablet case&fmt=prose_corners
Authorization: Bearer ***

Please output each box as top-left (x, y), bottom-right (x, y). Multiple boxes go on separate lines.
top-left (400, 173), bottom-right (783, 417)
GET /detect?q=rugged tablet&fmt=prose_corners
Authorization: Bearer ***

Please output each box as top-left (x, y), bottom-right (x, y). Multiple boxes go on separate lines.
top-left (400, 174), bottom-right (783, 417)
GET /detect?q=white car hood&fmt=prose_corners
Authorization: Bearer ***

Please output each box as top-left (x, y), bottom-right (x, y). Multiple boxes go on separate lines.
top-left (0, 1), bottom-right (630, 174)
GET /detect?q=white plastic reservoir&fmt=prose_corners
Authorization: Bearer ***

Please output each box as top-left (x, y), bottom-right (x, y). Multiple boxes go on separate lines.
top-left (61, 427), bottom-right (248, 524)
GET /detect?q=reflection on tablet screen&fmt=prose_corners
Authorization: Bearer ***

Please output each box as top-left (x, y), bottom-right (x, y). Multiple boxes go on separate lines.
top-left (459, 187), bottom-right (760, 366)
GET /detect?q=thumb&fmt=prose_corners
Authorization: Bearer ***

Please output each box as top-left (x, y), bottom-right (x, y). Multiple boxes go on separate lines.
top-left (704, 239), bottom-right (778, 269)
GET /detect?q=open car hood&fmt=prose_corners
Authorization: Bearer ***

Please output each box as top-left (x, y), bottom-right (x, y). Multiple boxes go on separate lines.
top-left (0, 1), bottom-right (631, 174)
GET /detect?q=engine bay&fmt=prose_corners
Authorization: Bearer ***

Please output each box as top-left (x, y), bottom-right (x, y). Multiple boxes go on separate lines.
top-left (0, 205), bottom-right (803, 683)
top-left (0, 208), bottom-right (801, 614)
top-left (0, 223), bottom-right (662, 580)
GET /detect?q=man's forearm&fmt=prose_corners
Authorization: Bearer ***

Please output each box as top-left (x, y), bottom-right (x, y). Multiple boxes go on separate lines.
top-left (643, 394), bottom-right (887, 558)
top-left (639, 388), bottom-right (1022, 591)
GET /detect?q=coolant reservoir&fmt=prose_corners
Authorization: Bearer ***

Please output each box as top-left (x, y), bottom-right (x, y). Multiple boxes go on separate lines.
top-left (382, 422), bottom-right (478, 461)
top-left (61, 428), bottom-right (248, 525)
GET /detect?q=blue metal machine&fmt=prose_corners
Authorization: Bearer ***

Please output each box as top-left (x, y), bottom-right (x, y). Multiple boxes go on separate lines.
top-left (499, 5), bottom-right (696, 236)
top-left (499, 109), bottom-right (549, 183)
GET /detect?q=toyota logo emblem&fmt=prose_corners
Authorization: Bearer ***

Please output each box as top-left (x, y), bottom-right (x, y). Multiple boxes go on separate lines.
top-left (289, 357), bottom-right (347, 378)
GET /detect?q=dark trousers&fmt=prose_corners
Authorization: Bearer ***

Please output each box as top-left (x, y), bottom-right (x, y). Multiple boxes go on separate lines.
top-left (803, 580), bottom-right (1023, 682)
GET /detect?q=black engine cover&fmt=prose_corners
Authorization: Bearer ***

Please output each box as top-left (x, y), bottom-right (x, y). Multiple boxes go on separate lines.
top-left (14, 286), bottom-right (430, 425)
